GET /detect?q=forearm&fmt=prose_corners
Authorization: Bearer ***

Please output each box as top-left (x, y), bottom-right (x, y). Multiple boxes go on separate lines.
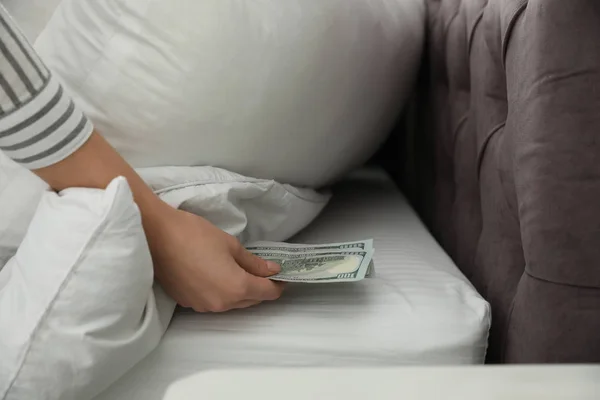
top-left (34, 131), bottom-right (169, 232)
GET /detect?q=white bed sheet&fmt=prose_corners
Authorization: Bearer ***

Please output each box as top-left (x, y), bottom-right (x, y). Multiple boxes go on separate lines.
top-left (96, 168), bottom-right (490, 400)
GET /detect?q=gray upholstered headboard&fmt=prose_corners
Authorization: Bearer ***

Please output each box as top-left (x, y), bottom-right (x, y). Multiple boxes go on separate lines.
top-left (390, 0), bottom-right (600, 363)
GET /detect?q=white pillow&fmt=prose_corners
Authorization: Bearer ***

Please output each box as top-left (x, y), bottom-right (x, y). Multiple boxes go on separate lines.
top-left (0, 177), bottom-right (176, 400)
top-left (137, 165), bottom-right (330, 243)
top-left (35, 0), bottom-right (426, 187)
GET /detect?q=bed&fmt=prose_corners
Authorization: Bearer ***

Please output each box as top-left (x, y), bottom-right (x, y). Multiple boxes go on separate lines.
top-left (2, 1), bottom-right (598, 399)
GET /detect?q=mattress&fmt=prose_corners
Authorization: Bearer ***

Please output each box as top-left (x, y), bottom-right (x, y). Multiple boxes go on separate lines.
top-left (96, 168), bottom-right (490, 400)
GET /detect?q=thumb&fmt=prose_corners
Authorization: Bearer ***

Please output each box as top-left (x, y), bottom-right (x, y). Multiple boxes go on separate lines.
top-left (234, 246), bottom-right (281, 277)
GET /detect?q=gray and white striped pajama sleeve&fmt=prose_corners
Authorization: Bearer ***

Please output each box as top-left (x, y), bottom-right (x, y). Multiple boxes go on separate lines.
top-left (0, 6), bottom-right (93, 170)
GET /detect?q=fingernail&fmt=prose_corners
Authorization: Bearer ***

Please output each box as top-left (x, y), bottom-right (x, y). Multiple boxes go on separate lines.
top-left (267, 261), bottom-right (281, 273)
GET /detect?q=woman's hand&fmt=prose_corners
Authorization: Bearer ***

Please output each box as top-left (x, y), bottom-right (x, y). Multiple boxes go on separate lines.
top-left (36, 132), bottom-right (284, 312)
top-left (145, 204), bottom-right (285, 312)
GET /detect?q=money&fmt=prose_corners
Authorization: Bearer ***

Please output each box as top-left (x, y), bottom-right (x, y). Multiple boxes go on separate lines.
top-left (246, 239), bottom-right (374, 283)
top-left (246, 239), bottom-right (373, 253)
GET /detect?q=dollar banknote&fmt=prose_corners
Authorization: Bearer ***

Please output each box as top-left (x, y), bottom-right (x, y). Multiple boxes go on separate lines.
top-left (246, 239), bottom-right (373, 253)
top-left (246, 239), bottom-right (375, 283)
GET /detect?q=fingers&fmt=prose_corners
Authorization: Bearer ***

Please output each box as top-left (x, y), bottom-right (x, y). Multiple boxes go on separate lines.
top-left (195, 280), bottom-right (280, 313)
top-left (244, 274), bottom-right (285, 302)
top-left (197, 257), bottom-right (284, 312)
top-left (201, 300), bottom-right (261, 313)
top-left (234, 244), bottom-right (281, 277)
top-left (232, 300), bottom-right (262, 310)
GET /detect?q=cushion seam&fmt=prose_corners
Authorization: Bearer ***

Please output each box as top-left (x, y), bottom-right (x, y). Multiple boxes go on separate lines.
top-left (476, 121), bottom-right (505, 180)
top-left (441, 4), bottom-right (461, 86)
top-left (467, 6), bottom-right (486, 56)
top-left (451, 113), bottom-right (469, 154)
top-left (153, 178), bottom-right (267, 194)
top-left (154, 179), bottom-right (329, 205)
top-left (523, 269), bottom-right (600, 290)
top-left (501, 0), bottom-right (528, 69)
top-left (1, 192), bottom-right (117, 399)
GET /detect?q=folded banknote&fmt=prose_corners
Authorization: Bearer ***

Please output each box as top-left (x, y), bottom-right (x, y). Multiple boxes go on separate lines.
top-left (247, 239), bottom-right (374, 283)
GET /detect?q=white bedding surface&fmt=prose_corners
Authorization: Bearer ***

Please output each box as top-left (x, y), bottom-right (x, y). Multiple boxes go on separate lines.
top-left (96, 169), bottom-right (490, 400)
top-left (1, 0), bottom-right (62, 40)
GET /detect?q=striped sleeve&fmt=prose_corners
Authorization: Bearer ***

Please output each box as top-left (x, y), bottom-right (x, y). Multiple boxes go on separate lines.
top-left (0, 6), bottom-right (93, 170)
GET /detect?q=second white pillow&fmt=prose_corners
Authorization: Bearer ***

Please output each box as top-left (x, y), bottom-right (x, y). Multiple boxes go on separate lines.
top-left (0, 177), bottom-right (175, 400)
top-left (138, 165), bottom-right (330, 244)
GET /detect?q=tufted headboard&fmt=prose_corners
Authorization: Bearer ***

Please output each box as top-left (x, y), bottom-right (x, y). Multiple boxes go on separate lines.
top-left (391, 0), bottom-right (600, 363)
